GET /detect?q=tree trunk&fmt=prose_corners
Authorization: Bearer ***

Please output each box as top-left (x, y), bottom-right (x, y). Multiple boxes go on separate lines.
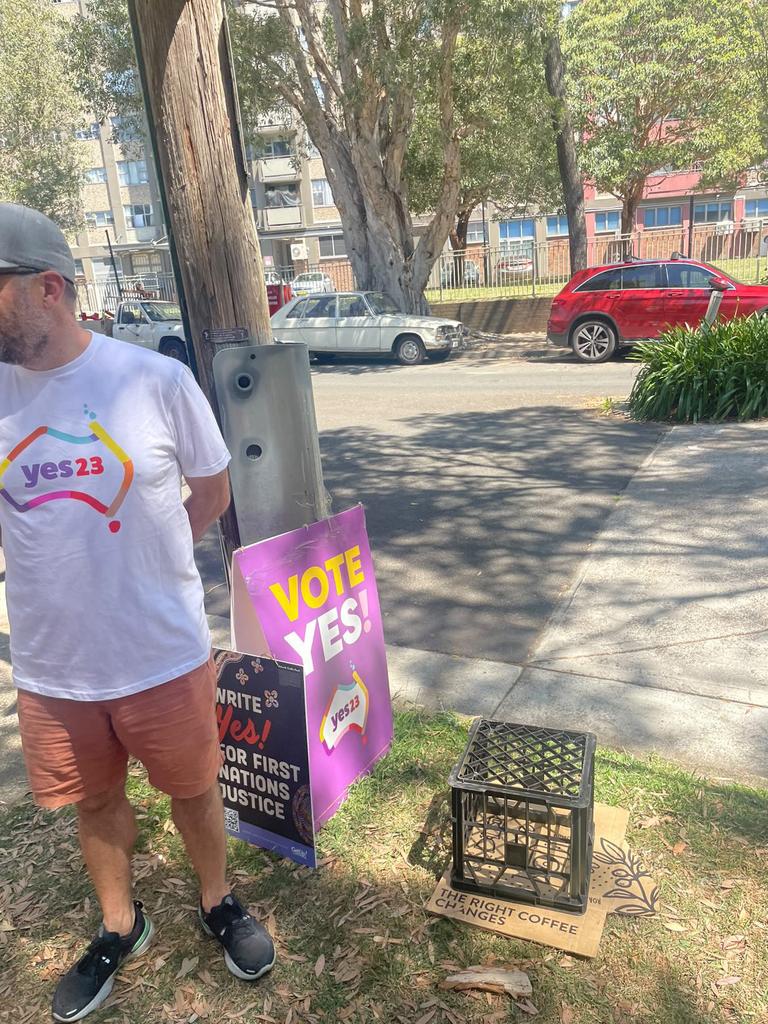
top-left (450, 207), bottom-right (472, 251)
top-left (128, 0), bottom-right (276, 556)
top-left (446, 207), bottom-right (473, 288)
top-left (279, 0), bottom-right (462, 314)
top-left (621, 188), bottom-right (642, 240)
top-left (542, 28), bottom-right (588, 272)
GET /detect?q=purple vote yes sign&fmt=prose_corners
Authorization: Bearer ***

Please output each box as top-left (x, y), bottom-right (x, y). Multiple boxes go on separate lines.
top-left (232, 505), bottom-right (393, 828)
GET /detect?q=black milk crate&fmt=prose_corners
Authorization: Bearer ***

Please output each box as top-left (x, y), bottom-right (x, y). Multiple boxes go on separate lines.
top-left (449, 719), bottom-right (596, 914)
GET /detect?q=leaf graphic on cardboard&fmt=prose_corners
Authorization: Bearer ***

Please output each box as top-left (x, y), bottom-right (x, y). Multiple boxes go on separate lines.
top-left (611, 903), bottom-right (658, 917)
top-left (593, 837), bottom-right (659, 918)
top-left (593, 838), bottom-right (626, 865)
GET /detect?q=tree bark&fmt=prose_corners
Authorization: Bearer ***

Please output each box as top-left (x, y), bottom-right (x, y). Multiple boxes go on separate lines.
top-left (542, 28), bottom-right (588, 272)
top-left (128, 0), bottom-right (275, 555)
top-left (450, 207), bottom-right (473, 251)
top-left (621, 185), bottom-right (643, 239)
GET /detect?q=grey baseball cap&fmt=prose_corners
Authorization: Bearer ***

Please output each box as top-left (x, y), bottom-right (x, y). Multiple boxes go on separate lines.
top-left (0, 203), bottom-right (76, 282)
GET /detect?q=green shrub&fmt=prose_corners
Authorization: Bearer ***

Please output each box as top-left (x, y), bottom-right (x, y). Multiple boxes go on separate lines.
top-left (628, 315), bottom-right (768, 422)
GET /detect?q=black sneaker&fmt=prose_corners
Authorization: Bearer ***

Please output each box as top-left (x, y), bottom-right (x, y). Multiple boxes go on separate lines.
top-left (199, 894), bottom-right (275, 981)
top-left (52, 901), bottom-right (154, 1022)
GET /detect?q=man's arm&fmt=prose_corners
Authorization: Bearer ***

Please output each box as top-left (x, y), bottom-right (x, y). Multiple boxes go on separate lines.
top-left (184, 469), bottom-right (231, 542)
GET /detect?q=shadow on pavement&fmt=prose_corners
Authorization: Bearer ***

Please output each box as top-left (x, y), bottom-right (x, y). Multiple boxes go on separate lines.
top-left (319, 405), bottom-right (665, 664)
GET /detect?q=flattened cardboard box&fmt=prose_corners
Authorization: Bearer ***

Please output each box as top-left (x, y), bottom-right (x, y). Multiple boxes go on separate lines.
top-left (426, 804), bottom-right (658, 958)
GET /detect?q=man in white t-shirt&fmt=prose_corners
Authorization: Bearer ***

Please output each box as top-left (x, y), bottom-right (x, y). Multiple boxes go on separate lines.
top-left (0, 204), bottom-right (275, 1022)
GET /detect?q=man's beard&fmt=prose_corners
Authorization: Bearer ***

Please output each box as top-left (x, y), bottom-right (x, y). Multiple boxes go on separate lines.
top-left (0, 319), bottom-right (49, 366)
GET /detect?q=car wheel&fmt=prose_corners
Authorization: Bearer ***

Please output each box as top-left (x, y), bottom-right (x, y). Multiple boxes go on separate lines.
top-left (159, 337), bottom-right (188, 363)
top-left (570, 320), bottom-right (617, 363)
top-left (395, 335), bottom-right (426, 366)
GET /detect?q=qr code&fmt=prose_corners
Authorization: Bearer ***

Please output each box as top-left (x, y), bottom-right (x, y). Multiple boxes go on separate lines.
top-left (224, 808), bottom-right (240, 833)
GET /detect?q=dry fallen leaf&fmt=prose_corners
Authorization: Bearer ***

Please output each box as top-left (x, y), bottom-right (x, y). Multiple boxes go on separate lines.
top-left (314, 954), bottom-right (325, 977)
top-left (175, 956), bottom-right (199, 980)
top-left (636, 816), bottom-right (661, 830)
top-left (671, 842), bottom-right (688, 856)
top-left (561, 1006), bottom-right (575, 1024)
top-left (716, 976), bottom-right (741, 987)
top-left (663, 921), bottom-right (688, 933)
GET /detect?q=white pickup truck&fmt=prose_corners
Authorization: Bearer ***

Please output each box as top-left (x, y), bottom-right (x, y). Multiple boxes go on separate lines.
top-left (110, 299), bottom-right (188, 362)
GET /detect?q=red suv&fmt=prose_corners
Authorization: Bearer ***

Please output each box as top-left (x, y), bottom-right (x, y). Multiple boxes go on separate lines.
top-left (547, 257), bottom-right (768, 363)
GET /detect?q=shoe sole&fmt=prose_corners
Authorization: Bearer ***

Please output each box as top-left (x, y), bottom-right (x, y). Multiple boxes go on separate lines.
top-left (198, 909), bottom-right (276, 982)
top-left (52, 917), bottom-right (155, 1023)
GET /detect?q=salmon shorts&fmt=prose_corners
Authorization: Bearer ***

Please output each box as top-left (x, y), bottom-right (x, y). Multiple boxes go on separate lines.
top-left (16, 656), bottom-right (221, 809)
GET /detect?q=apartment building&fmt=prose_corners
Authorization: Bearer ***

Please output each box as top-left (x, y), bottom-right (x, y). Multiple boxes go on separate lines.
top-left (53, 1), bottom-right (172, 313)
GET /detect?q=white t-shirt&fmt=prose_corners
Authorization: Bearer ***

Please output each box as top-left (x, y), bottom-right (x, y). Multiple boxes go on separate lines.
top-left (0, 332), bottom-right (231, 700)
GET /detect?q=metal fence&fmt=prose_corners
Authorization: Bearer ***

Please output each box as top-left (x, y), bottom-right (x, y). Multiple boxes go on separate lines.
top-left (426, 224), bottom-right (768, 302)
top-left (77, 272), bottom-right (179, 315)
top-left (76, 223), bottom-right (768, 314)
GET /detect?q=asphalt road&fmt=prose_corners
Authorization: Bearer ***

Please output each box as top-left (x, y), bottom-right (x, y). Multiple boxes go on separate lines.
top-left (199, 341), bottom-right (667, 666)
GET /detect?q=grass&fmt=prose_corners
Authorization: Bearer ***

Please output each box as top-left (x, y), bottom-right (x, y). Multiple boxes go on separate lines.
top-left (1, 709), bottom-right (767, 1024)
top-left (629, 316), bottom-right (768, 423)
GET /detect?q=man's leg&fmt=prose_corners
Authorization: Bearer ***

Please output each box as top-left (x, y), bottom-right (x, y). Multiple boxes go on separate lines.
top-left (76, 781), bottom-right (137, 936)
top-left (171, 781), bottom-right (230, 913)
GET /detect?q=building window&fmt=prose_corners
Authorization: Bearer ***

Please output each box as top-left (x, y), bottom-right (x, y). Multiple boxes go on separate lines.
top-left (319, 234), bottom-right (347, 258)
top-left (84, 167), bottom-right (108, 184)
top-left (74, 258), bottom-right (84, 276)
top-left (643, 206), bottom-right (682, 228)
top-left (693, 201), bottom-right (733, 224)
top-left (131, 252), bottom-right (163, 275)
top-left (312, 179), bottom-right (334, 208)
top-left (594, 210), bottom-right (621, 233)
top-left (264, 184), bottom-right (300, 208)
top-left (745, 198), bottom-right (768, 220)
top-left (75, 122), bottom-right (100, 140)
top-left (85, 210), bottom-right (115, 227)
top-left (117, 160), bottom-right (148, 186)
top-left (261, 138), bottom-right (292, 158)
top-left (499, 218), bottom-right (535, 252)
top-left (123, 204), bottom-right (153, 228)
top-left (546, 215), bottom-right (569, 237)
top-left (465, 221), bottom-right (488, 244)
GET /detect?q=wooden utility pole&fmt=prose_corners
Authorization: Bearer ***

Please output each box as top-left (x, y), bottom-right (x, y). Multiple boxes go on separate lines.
top-left (127, 0), bottom-right (273, 554)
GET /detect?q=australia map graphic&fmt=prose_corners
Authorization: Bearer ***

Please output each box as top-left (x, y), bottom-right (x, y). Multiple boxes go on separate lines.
top-left (0, 406), bottom-right (133, 533)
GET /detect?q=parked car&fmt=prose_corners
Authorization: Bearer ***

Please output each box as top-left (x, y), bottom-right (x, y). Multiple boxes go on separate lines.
top-left (290, 271), bottom-right (334, 295)
top-left (111, 299), bottom-right (188, 361)
top-left (440, 260), bottom-right (481, 289)
top-left (495, 255), bottom-right (533, 280)
top-left (110, 281), bottom-right (294, 359)
top-left (271, 291), bottom-right (464, 365)
top-left (547, 256), bottom-right (768, 363)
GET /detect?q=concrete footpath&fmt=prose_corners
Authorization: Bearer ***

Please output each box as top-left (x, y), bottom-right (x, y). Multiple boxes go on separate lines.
top-left (495, 422), bottom-right (768, 785)
top-left (2, 420), bottom-right (768, 806)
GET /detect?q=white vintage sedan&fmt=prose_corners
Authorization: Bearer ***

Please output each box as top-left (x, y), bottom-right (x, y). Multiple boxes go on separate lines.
top-left (270, 291), bottom-right (464, 365)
